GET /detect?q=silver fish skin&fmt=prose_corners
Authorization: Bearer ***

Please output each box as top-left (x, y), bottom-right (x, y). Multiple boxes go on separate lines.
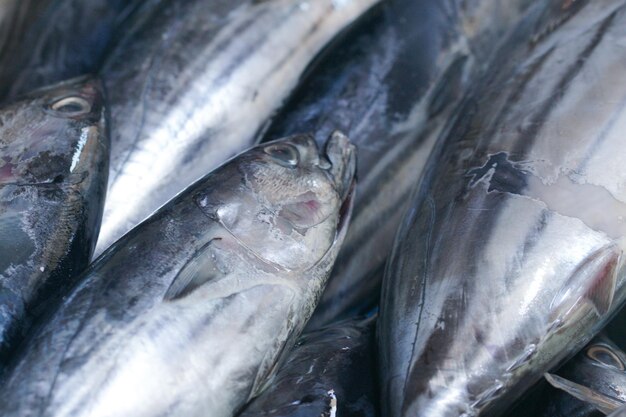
top-left (0, 132), bottom-right (355, 417)
top-left (0, 0), bottom-right (142, 101)
top-left (543, 335), bottom-right (626, 416)
top-left (94, 0), bottom-right (378, 257)
top-left (0, 77), bottom-right (108, 367)
top-left (240, 316), bottom-right (378, 417)
top-left (261, 0), bottom-right (533, 329)
top-left (379, 1), bottom-right (626, 416)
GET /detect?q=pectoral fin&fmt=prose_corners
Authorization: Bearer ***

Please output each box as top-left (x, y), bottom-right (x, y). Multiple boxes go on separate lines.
top-left (550, 244), bottom-right (621, 319)
top-left (164, 238), bottom-right (224, 301)
top-left (545, 373), bottom-right (623, 415)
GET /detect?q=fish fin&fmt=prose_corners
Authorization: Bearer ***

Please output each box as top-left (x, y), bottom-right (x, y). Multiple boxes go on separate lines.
top-left (585, 247), bottom-right (620, 316)
top-left (550, 244), bottom-right (621, 318)
top-left (544, 373), bottom-right (623, 415)
top-left (164, 238), bottom-right (224, 301)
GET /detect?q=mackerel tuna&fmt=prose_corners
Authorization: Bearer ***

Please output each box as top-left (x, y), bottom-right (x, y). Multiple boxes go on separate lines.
top-left (0, 77), bottom-right (108, 366)
top-left (94, 0), bottom-right (377, 256)
top-left (379, 1), bottom-right (626, 416)
top-left (240, 316), bottom-right (378, 417)
top-left (0, 132), bottom-right (355, 417)
top-left (261, 0), bottom-right (533, 329)
top-left (0, 0), bottom-right (141, 101)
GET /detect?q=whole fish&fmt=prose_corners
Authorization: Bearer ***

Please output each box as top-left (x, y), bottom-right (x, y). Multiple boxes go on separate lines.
top-left (544, 335), bottom-right (626, 416)
top-left (261, 0), bottom-right (533, 329)
top-left (379, 1), bottom-right (626, 416)
top-left (240, 316), bottom-right (378, 417)
top-left (0, 132), bottom-right (355, 417)
top-left (94, 0), bottom-right (378, 256)
top-left (0, 0), bottom-right (142, 101)
top-left (0, 76), bottom-right (108, 366)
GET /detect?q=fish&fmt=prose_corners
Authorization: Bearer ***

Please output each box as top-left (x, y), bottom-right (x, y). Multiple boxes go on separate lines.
top-left (0, 76), bottom-right (108, 367)
top-left (94, 0), bottom-right (378, 257)
top-left (378, 0), bottom-right (626, 416)
top-left (0, 0), bottom-right (142, 101)
top-left (260, 0), bottom-right (533, 329)
top-left (0, 132), bottom-right (355, 417)
top-left (544, 334), bottom-right (626, 416)
top-left (240, 315), bottom-right (378, 417)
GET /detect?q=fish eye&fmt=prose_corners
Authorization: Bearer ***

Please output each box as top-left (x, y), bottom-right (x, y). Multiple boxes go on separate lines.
top-left (50, 96), bottom-right (91, 116)
top-left (587, 345), bottom-right (625, 370)
top-left (264, 143), bottom-right (299, 168)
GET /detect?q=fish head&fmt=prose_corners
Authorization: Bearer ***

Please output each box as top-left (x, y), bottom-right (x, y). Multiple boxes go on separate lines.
top-left (545, 335), bottom-right (626, 414)
top-left (0, 76), bottom-right (107, 188)
top-left (203, 131), bottom-right (356, 272)
top-left (570, 335), bottom-right (626, 395)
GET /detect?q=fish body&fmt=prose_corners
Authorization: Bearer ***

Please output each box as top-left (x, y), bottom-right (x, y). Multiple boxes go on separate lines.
top-left (261, 0), bottom-right (532, 328)
top-left (241, 316), bottom-right (378, 417)
top-left (0, 0), bottom-right (141, 100)
top-left (0, 133), bottom-right (355, 417)
top-left (95, 0), bottom-right (378, 256)
top-left (0, 77), bottom-right (108, 365)
top-left (379, 1), bottom-right (626, 416)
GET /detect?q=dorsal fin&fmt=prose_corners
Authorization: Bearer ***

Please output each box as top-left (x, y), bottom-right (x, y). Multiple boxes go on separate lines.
top-left (164, 238), bottom-right (224, 301)
top-left (545, 373), bottom-right (623, 415)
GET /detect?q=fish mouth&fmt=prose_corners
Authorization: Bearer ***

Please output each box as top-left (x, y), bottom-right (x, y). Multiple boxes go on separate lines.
top-left (323, 130), bottom-right (356, 236)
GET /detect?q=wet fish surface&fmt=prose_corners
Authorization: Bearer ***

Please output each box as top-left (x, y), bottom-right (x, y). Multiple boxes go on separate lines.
top-left (240, 316), bottom-right (378, 417)
top-left (0, 132), bottom-right (355, 417)
top-left (379, 1), bottom-right (626, 416)
top-left (95, 0), bottom-right (378, 256)
top-left (0, 0), bottom-right (141, 100)
top-left (0, 77), bottom-right (108, 367)
top-left (261, 0), bottom-right (533, 329)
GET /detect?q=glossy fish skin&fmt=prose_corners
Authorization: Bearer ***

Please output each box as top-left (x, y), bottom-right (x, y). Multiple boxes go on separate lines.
top-left (261, 0), bottom-right (532, 329)
top-left (240, 316), bottom-right (378, 417)
top-left (95, 0), bottom-right (378, 257)
top-left (379, 1), bottom-right (626, 416)
top-left (0, 0), bottom-right (141, 101)
top-left (0, 133), bottom-right (355, 417)
top-left (0, 77), bottom-right (108, 366)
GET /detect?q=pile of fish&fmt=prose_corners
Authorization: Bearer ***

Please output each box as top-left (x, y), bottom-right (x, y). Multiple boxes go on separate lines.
top-left (2, 0), bottom-right (626, 416)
